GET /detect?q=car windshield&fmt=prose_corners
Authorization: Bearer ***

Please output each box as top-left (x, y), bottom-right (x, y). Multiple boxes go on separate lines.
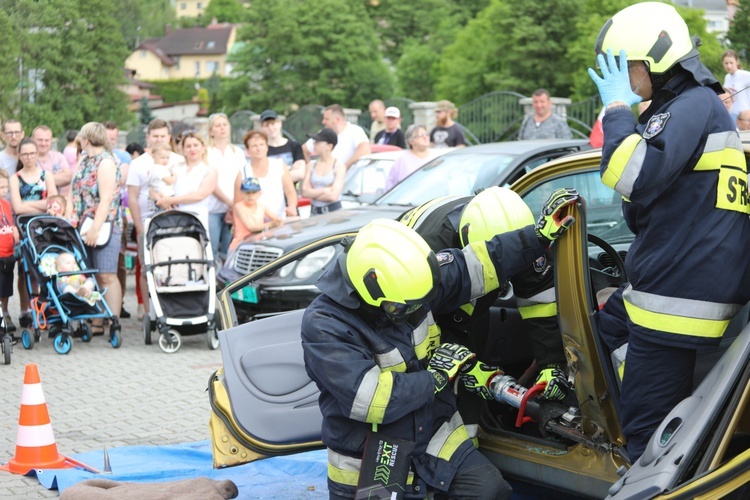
top-left (342, 157), bottom-right (394, 197)
top-left (375, 152), bottom-right (517, 206)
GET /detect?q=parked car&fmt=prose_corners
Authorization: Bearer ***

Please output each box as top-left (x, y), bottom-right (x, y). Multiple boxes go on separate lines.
top-left (341, 147), bottom-right (455, 208)
top-left (218, 139), bottom-right (591, 319)
top-left (212, 143), bottom-right (750, 498)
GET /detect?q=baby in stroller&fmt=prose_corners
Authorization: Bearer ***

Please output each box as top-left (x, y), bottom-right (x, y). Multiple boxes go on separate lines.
top-left (55, 252), bottom-right (102, 306)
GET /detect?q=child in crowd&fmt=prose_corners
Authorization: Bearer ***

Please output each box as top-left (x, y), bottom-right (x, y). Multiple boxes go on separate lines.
top-left (46, 195), bottom-right (66, 217)
top-left (0, 170), bottom-right (19, 332)
top-left (148, 143), bottom-right (177, 208)
top-left (229, 177), bottom-right (283, 251)
top-left (55, 252), bottom-right (101, 305)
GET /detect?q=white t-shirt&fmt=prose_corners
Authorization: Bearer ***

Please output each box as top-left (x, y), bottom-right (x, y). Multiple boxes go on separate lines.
top-left (149, 164), bottom-right (175, 197)
top-left (126, 151), bottom-right (183, 221)
top-left (206, 145), bottom-right (246, 214)
top-left (333, 122), bottom-right (368, 165)
top-left (725, 69), bottom-right (750, 117)
top-left (0, 151), bottom-right (17, 177)
top-left (173, 161), bottom-right (212, 230)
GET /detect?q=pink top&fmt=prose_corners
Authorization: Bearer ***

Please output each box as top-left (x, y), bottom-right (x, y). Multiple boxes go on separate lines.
top-left (385, 150), bottom-right (437, 191)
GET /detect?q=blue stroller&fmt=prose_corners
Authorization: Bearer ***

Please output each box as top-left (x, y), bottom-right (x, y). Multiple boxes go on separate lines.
top-left (16, 215), bottom-right (122, 354)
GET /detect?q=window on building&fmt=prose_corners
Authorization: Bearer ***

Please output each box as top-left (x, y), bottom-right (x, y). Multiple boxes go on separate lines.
top-left (194, 61), bottom-right (201, 76)
top-left (207, 41), bottom-right (215, 49)
top-left (206, 61), bottom-right (218, 73)
top-left (181, 2), bottom-right (186, 10)
top-left (197, 2), bottom-right (203, 9)
top-left (173, 56), bottom-right (180, 70)
top-left (140, 50), bottom-right (147, 58)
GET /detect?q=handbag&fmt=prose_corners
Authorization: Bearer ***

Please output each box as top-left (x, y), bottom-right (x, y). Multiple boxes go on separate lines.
top-left (78, 215), bottom-right (113, 248)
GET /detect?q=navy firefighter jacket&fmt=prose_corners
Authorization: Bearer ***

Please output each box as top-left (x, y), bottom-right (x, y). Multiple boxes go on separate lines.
top-left (301, 225), bottom-right (545, 495)
top-left (600, 72), bottom-right (750, 347)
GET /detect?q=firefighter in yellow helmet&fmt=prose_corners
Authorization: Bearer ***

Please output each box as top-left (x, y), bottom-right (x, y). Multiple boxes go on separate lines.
top-left (400, 187), bottom-right (571, 402)
top-left (301, 189), bottom-right (578, 499)
top-left (589, 2), bottom-right (750, 464)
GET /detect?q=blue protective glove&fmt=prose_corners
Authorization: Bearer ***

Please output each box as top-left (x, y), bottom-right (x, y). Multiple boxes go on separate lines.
top-left (587, 49), bottom-right (643, 108)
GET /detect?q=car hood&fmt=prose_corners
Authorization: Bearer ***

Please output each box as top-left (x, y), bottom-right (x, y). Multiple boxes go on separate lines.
top-left (235, 205), bottom-right (407, 250)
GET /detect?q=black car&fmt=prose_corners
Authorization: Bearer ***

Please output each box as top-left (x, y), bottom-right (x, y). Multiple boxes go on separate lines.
top-left (219, 139), bottom-right (591, 322)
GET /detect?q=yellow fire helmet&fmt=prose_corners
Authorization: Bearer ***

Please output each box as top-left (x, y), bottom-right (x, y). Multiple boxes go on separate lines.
top-left (344, 219), bottom-right (440, 308)
top-left (459, 187), bottom-right (535, 247)
top-left (594, 2), bottom-right (698, 75)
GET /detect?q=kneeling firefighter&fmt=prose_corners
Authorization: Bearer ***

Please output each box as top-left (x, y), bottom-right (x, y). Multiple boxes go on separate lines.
top-left (399, 186), bottom-right (571, 403)
top-left (301, 188), bottom-right (578, 500)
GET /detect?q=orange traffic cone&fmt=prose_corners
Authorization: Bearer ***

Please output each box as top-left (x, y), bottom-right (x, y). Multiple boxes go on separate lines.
top-left (0, 363), bottom-right (73, 475)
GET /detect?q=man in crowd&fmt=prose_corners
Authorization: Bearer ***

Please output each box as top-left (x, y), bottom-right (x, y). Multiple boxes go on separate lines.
top-left (368, 99), bottom-right (386, 143)
top-left (373, 106), bottom-right (406, 148)
top-left (260, 109), bottom-right (306, 182)
top-left (32, 125), bottom-right (73, 196)
top-left (518, 89), bottom-right (574, 140)
top-left (430, 100), bottom-right (467, 148)
top-left (104, 121), bottom-right (133, 319)
top-left (0, 120), bottom-right (24, 176)
top-left (737, 109), bottom-right (750, 131)
top-left (126, 119), bottom-right (182, 320)
top-left (321, 104), bottom-right (371, 168)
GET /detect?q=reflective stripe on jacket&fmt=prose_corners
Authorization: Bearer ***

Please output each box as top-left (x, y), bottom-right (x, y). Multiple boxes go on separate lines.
top-left (302, 225), bottom-right (546, 496)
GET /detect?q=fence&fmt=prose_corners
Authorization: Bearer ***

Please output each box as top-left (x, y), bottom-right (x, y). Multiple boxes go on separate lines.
top-left (127, 93), bottom-right (602, 147)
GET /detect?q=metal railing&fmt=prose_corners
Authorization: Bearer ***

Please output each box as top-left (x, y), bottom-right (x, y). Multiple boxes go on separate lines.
top-left (229, 110), bottom-right (258, 145)
top-left (457, 91), bottom-right (527, 143)
top-left (284, 104), bottom-right (324, 143)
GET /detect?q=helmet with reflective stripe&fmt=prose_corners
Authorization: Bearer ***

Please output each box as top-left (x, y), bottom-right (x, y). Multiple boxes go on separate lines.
top-left (594, 2), bottom-right (697, 75)
top-left (344, 219), bottom-right (440, 307)
top-left (459, 187), bottom-right (534, 247)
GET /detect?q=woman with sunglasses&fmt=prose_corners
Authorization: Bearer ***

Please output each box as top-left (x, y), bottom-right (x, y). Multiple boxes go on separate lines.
top-left (384, 125), bottom-right (437, 191)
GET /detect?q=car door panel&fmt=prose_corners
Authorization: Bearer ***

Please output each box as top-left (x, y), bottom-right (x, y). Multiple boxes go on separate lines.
top-left (218, 309), bottom-right (323, 448)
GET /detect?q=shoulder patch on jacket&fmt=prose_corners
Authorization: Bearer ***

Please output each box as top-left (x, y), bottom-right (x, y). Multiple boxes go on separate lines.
top-left (436, 251), bottom-right (454, 266)
top-left (643, 112), bottom-right (670, 139)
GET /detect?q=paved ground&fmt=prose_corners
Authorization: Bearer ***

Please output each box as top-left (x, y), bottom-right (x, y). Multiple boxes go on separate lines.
top-left (0, 273), bottom-right (223, 498)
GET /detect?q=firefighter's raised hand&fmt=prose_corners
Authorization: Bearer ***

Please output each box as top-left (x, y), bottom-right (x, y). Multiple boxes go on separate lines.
top-left (535, 188), bottom-right (579, 244)
top-left (588, 49), bottom-right (643, 107)
top-left (459, 360), bottom-right (503, 400)
top-left (428, 343), bottom-right (476, 393)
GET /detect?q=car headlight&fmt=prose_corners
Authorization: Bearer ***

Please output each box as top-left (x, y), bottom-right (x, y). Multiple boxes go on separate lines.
top-left (277, 261), bottom-right (295, 278)
top-left (294, 246), bottom-right (336, 280)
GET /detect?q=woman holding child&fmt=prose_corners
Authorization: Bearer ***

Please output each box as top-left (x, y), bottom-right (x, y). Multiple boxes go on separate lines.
top-left (10, 138), bottom-right (59, 326)
top-left (155, 132), bottom-right (218, 231)
top-left (67, 122), bottom-right (122, 321)
top-left (234, 130), bottom-right (297, 220)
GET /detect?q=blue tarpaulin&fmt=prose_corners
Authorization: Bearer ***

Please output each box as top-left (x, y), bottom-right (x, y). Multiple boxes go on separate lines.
top-left (34, 441), bottom-right (328, 499)
top-left (32, 441), bottom-right (587, 499)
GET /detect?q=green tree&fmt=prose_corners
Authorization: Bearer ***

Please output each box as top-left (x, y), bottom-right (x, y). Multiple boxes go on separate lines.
top-left (726, 0), bottom-right (750, 60)
top-left (0, 8), bottom-right (21, 119)
top-left (224, 0), bottom-right (392, 113)
top-left (435, 0), bottom-right (583, 104)
top-left (139, 96), bottom-right (155, 125)
top-left (1, 0), bottom-right (131, 133)
top-left (202, 0), bottom-right (245, 25)
top-left (117, 0), bottom-right (177, 50)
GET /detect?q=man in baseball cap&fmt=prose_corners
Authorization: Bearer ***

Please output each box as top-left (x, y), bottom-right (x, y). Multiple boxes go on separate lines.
top-left (374, 106), bottom-right (406, 148)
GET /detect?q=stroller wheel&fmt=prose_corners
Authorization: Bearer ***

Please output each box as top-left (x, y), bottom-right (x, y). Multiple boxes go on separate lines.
top-left (21, 329), bottom-right (34, 350)
top-left (143, 315), bottom-right (152, 345)
top-left (53, 334), bottom-right (72, 355)
top-left (3, 335), bottom-right (11, 365)
top-left (110, 325), bottom-right (122, 349)
top-left (80, 323), bottom-right (92, 343)
top-left (159, 329), bottom-right (181, 354)
top-left (207, 327), bottom-right (220, 350)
